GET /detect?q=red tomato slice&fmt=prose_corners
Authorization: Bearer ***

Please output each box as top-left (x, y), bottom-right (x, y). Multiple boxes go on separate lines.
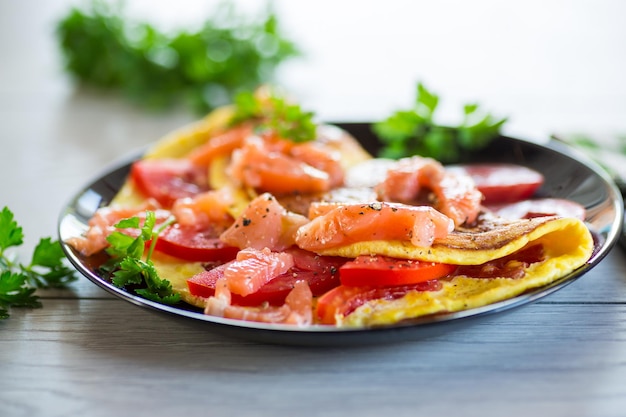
top-left (155, 224), bottom-right (239, 262)
top-left (131, 158), bottom-right (209, 208)
top-left (187, 263), bottom-right (229, 298)
top-left (487, 198), bottom-right (586, 221)
top-left (315, 281), bottom-right (443, 325)
top-left (187, 248), bottom-right (346, 306)
top-left (447, 163), bottom-right (544, 204)
top-left (285, 247), bottom-right (346, 276)
top-left (339, 255), bottom-right (456, 287)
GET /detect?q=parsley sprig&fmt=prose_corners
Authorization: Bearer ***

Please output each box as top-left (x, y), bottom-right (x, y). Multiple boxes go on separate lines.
top-left (0, 207), bottom-right (77, 319)
top-left (103, 211), bottom-right (180, 304)
top-left (56, 1), bottom-right (300, 114)
top-left (374, 82), bottom-right (507, 163)
top-left (231, 89), bottom-right (317, 143)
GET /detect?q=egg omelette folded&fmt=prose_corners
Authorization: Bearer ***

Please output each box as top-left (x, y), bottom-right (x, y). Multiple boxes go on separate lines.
top-left (103, 107), bottom-right (595, 328)
top-left (313, 212), bottom-right (593, 327)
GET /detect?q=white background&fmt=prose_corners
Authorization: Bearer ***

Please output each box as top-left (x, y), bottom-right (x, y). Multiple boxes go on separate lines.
top-left (1, 0), bottom-right (625, 136)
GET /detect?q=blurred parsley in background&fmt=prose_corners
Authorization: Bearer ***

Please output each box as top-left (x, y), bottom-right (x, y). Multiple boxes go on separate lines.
top-left (374, 82), bottom-right (507, 163)
top-left (56, 1), bottom-right (300, 114)
top-left (554, 133), bottom-right (626, 189)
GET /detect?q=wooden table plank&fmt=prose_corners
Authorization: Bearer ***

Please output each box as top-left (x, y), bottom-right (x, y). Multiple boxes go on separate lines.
top-left (2, 299), bottom-right (625, 417)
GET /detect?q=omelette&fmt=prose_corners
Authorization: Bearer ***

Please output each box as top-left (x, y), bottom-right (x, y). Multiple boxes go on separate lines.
top-left (313, 212), bottom-right (593, 327)
top-left (67, 97), bottom-right (595, 329)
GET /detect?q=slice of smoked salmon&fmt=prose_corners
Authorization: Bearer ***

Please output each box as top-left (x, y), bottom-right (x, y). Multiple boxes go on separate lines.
top-left (434, 171), bottom-right (483, 226)
top-left (290, 141), bottom-right (344, 189)
top-left (66, 204), bottom-right (164, 256)
top-left (295, 201), bottom-right (454, 251)
top-left (375, 156), bottom-right (483, 226)
top-left (205, 279), bottom-right (313, 326)
top-left (222, 247), bottom-right (294, 296)
top-left (171, 188), bottom-right (236, 230)
top-left (228, 136), bottom-right (335, 195)
top-left (186, 124), bottom-right (253, 167)
top-left (220, 193), bottom-right (309, 251)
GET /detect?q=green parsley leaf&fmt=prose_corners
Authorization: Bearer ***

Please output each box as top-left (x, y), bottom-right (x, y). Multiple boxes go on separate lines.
top-left (56, 1), bottom-right (300, 115)
top-left (415, 82), bottom-right (439, 119)
top-left (134, 260), bottom-right (180, 304)
top-left (0, 206), bottom-right (24, 254)
top-left (0, 271), bottom-right (40, 319)
top-left (374, 82), bottom-right (507, 163)
top-left (30, 237), bottom-right (65, 268)
top-left (0, 206), bottom-right (77, 319)
top-left (231, 89), bottom-right (317, 143)
top-left (23, 237), bottom-right (78, 288)
top-left (114, 217), bottom-right (141, 230)
top-left (105, 231), bottom-right (140, 259)
top-left (104, 212), bottom-right (179, 304)
top-left (111, 258), bottom-right (146, 288)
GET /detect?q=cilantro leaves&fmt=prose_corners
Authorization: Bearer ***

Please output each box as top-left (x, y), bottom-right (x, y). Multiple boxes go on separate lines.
top-left (231, 89), bottom-right (317, 143)
top-left (103, 212), bottom-right (180, 304)
top-left (0, 207), bottom-right (77, 319)
top-left (56, 1), bottom-right (300, 114)
top-left (374, 82), bottom-right (507, 163)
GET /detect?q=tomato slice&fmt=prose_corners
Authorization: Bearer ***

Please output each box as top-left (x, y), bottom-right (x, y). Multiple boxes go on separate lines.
top-left (187, 263), bottom-right (229, 297)
top-left (155, 224), bottom-right (239, 262)
top-left (447, 163), bottom-right (544, 204)
top-left (339, 255), bottom-right (456, 287)
top-left (131, 158), bottom-right (209, 208)
top-left (186, 247), bottom-right (346, 306)
top-left (315, 281), bottom-right (443, 325)
top-left (454, 244), bottom-right (544, 279)
top-left (285, 247), bottom-right (346, 276)
top-left (487, 198), bottom-right (586, 221)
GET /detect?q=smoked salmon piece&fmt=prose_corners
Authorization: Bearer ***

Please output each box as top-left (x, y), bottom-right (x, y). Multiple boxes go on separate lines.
top-left (295, 201), bottom-right (454, 251)
top-left (375, 156), bottom-right (483, 226)
top-left (222, 247), bottom-right (294, 296)
top-left (171, 187), bottom-right (236, 230)
top-left (186, 124), bottom-right (253, 167)
top-left (219, 193), bottom-right (309, 251)
top-left (290, 141), bottom-right (344, 189)
top-left (205, 279), bottom-right (313, 326)
top-left (227, 136), bottom-right (343, 195)
top-left (203, 247), bottom-right (313, 326)
top-left (66, 204), bottom-right (164, 256)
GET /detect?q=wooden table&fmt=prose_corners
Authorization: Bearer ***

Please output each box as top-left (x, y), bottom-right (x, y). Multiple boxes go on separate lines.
top-left (2, 1), bottom-right (626, 416)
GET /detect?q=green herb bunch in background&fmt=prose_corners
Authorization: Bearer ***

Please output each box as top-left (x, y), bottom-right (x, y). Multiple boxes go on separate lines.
top-left (374, 82), bottom-right (507, 163)
top-left (56, 1), bottom-right (300, 114)
top-left (555, 133), bottom-right (626, 187)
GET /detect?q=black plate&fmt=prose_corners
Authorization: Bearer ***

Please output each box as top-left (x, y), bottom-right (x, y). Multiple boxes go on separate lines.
top-left (58, 123), bottom-right (623, 346)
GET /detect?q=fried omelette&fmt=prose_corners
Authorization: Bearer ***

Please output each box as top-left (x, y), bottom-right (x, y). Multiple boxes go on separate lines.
top-left (82, 104), bottom-right (594, 328)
